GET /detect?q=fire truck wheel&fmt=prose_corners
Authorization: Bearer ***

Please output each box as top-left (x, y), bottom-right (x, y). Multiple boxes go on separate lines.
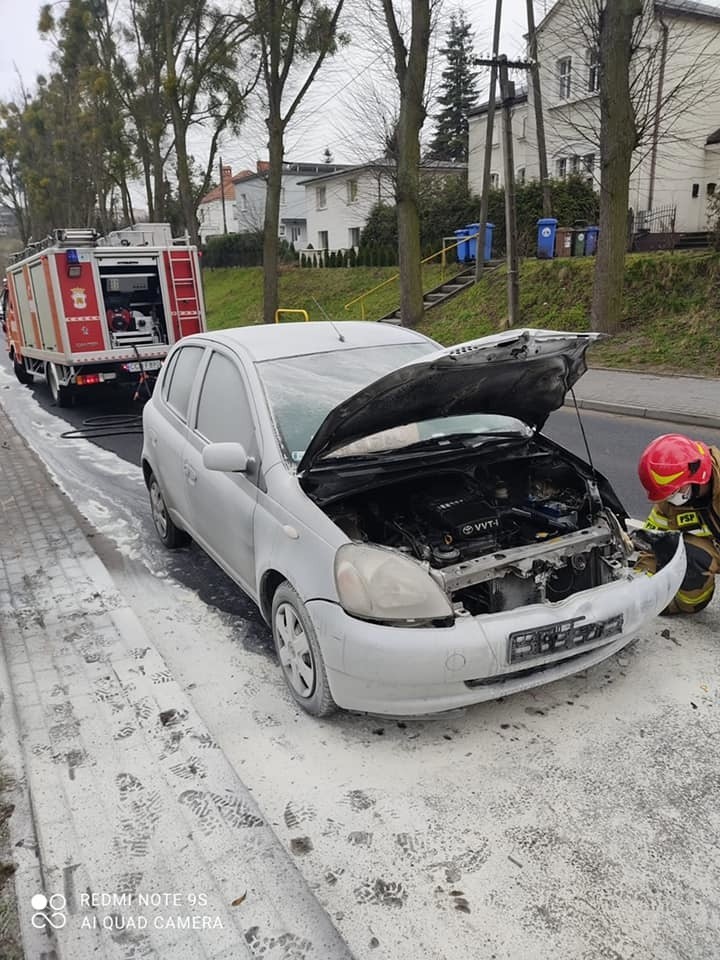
top-left (149, 473), bottom-right (190, 549)
top-left (13, 357), bottom-right (34, 385)
top-left (46, 362), bottom-right (73, 408)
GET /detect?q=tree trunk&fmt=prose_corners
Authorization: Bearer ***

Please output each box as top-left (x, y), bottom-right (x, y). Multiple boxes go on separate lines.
top-left (396, 103), bottom-right (424, 327)
top-left (262, 121), bottom-right (284, 324)
top-left (163, 17), bottom-right (198, 244)
top-left (389, 0), bottom-right (430, 327)
top-left (590, 0), bottom-right (642, 334)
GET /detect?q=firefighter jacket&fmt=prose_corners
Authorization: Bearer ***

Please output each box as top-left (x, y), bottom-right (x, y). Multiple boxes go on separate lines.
top-left (642, 444), bottom-right (720, 613)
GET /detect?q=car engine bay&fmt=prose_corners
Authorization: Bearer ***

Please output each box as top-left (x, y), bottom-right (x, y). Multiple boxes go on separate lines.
top-left (326, 446), bottom-right (631, 616)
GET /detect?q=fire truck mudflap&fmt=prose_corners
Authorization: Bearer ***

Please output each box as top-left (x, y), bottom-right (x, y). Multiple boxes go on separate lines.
top-left (3, 224), bottom-right (206, 406)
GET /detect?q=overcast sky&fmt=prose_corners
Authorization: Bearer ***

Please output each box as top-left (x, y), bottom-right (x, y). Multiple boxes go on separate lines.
top-left (0, 0), bottom-right (537, 172)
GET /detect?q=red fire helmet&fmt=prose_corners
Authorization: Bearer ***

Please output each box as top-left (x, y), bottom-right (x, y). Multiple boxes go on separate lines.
top-left (638, 433), bottom-right (713, 501)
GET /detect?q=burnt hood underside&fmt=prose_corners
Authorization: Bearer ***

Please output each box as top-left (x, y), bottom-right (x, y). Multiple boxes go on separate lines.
top-left (297, 330), bottom-right (600, 475)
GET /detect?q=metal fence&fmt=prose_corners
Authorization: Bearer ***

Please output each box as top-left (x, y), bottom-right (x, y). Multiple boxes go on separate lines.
top-left (634, 204), bottom-right (677, 234)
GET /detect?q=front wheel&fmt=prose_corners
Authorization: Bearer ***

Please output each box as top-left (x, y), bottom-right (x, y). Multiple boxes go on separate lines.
top-left (46, 362), bottom-right (73, 408)
top-left (148, 473), bottom-right (189, 549)
top-left (271, 582), bottom-right (336, 717)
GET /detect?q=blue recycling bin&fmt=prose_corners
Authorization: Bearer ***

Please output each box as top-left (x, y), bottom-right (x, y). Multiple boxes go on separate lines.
top-left (483, 222), bottom-right (494, 262)
top-left (537, 218), bottom-right (558, 259)
top-left (454, 228), bottom-right (470, 262)
top-left (464, 223), bottom-right (494, 262)
top-left (584, 225), bottom-right (599, 255)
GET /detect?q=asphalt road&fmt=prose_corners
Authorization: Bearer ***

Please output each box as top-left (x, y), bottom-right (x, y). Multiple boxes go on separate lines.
top-left (13, 361), bottom-right (720, 520)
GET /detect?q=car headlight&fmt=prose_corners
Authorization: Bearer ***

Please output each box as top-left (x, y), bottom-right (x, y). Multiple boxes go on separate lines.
top-left (334, 543), bottom-right (453, 624)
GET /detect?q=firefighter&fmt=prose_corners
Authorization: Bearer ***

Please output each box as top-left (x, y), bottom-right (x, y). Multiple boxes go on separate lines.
top-left (637, 433), bottom-right (720, 614)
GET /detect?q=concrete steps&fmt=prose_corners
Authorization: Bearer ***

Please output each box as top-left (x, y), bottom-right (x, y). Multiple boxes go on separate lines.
top-left (379, 261), bottom-right (502, 324)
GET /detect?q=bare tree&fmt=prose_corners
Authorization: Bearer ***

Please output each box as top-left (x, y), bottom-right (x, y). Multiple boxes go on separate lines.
top-left (380, 0), bottom-right (435, 327)
top-left (590, 0), bottom-right (642, 334)
top-left (536, 0), bottom-right (720, 332)
top-left (250, 0), bottom-right (347, 325)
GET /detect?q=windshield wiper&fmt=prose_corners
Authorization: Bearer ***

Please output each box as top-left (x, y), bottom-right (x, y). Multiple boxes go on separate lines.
top-left (396, 429), bottom-right (531, 454)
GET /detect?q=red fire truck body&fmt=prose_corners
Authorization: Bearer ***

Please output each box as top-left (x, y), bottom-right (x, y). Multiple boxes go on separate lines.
top-left (4, 224), bottom-right (206, 405)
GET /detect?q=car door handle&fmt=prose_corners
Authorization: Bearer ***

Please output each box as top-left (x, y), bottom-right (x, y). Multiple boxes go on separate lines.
top-left (183, 461), bottom-right (197, 485)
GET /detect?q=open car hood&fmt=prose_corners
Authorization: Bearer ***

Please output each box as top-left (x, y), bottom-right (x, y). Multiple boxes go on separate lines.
top-left (296, 328), bottom-right (602, 475)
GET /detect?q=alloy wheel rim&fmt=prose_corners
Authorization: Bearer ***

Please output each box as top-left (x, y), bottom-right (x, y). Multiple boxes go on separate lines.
top-left (150, 481), bottom-right (168, 538)
top-left (275, 603), bottom-right (315, 699)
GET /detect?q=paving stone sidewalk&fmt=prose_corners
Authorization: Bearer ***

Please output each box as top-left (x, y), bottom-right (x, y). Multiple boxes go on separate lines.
top-left (567, 367), bottom-right (720, 429)
top-left (0, 406), bottom-right (353, 960)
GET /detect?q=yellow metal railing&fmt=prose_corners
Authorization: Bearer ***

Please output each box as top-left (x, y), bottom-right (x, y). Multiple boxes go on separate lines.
top-left (275, 308), bottom-right (309, 323)
top-left (343, 234), bottom-right (479, 320)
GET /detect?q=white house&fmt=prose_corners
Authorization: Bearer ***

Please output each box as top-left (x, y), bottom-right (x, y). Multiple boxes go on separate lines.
top-left (300, 160), bottom-right (467, 254)
top-left (197, 160), bottom-right (352, 245)
top-left (468, 0), bottom-right (720, 232)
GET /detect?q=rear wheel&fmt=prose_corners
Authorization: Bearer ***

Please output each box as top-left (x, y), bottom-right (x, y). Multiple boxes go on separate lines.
top-left (148, 473), bottom-right (189, 548)
top-left (271, 581), bottom-right (336, 717)
top-left (46, 362), bottom-right (73, 408)
top-left (12, 355), bottom-right (33, 385)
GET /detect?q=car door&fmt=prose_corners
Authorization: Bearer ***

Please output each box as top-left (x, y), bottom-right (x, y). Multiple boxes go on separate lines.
top-left (148, 343), bottom-right (206, 524)
top-left (182, 348), bottom-right (260, 593)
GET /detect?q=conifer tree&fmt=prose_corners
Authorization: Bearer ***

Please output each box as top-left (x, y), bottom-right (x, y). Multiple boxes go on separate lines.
top-left (427, 11), bottom-right (479, 162)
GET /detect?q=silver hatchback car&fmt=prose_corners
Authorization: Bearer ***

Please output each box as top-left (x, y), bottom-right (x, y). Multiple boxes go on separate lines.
top-left (141, 323), bottom-right (685, 717)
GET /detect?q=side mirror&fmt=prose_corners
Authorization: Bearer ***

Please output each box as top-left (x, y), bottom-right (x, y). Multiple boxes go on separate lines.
top-left (202, 442), bottom-right (255, 474)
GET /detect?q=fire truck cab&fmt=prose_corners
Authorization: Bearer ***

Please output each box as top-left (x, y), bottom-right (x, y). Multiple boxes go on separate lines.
top-left (4, 224), bottom-right (206, 406)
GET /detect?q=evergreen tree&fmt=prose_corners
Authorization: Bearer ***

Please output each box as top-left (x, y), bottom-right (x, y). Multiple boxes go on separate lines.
top-left (427, 12), bottom-right (480, 163)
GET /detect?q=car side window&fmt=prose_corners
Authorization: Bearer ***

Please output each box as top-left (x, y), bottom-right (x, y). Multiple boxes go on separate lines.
top-left (165, 345), bottom-right (204, 421)
top-left (195, 351), bottom-right (256, 449)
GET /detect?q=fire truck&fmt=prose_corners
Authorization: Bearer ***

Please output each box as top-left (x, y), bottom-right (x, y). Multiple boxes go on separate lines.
top-left (3, 223), bottom-right (206, 406)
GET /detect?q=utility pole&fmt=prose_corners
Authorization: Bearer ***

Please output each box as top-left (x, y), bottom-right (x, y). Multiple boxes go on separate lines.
top-left (475, 0), bottom-right (503, 281)
top-left (526, 0), bottom-right (552, 218)
top-left (219, 156), bottom-right (228, 234)
top-left (475, 56), bottom-right (529, 326)
top-left (499, 57), bottom-right (520, 326)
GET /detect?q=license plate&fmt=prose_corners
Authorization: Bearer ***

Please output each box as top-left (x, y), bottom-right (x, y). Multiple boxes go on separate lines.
top-left (126, 360), bottom-right (162, 372)
top-left (508, 614), bottom-right (624, 664)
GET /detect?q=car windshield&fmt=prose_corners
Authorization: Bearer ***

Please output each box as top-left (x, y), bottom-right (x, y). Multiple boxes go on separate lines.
top-left (257, 342), bottom-right (528, 464)
top-left (328, 415), bottom-right (531, 458)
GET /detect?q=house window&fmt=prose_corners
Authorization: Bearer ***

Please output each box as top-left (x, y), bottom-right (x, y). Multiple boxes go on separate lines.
top-left (279, 224), bottom-right (286, 237)
top-left (291, 224), bottom-right (302, 242)
top-left (519, 118), bottom-right (527, 139)
top-left (490, 172), bottom-right (500, 188)
top-left (280, 188), bottom-right (286, 205)
top-left (318, 231), bottom-right (329, 249)
top-left (708, 183), bottom-right (717, 196)
top-left (316, 185), bottom-right (327, 210)
top-left (239, 194), bottom-right (248, 212)
top-left (587, 49), bottom-right (600, 93)
top-left (556, 157), bottom-right (568, 178)
top-left (349, 227), bottom-right (361, 247)
top-left (692, 183), bottom-right (699, 198)
top-left (583, 153), bottom-right (596, 174)
top-left (347, 179), bottom-right (358, 203)
top-left (558, 57), bottom-right (572, 99)
top-left (570, 155), bottom-right (581, 174)
top-left (517, 168), bottom-right (526, 184)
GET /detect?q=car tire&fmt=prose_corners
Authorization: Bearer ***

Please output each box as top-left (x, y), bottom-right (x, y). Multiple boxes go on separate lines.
top-left (12, 356), bottom-right (33, 385)
top-left (271, 582), bottom-right (336, 718)
top-left (148, 473), bottom-right (189, 549)
top-left (46, 361), bottom-right (73, 408)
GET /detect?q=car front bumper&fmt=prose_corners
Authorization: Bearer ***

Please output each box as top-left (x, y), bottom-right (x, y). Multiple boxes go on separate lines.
top-left (307, 537), bottom-right (686, 715)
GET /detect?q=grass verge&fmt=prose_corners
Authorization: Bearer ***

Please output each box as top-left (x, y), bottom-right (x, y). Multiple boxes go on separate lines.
top-left (201, 251), bottom-right (720, 376)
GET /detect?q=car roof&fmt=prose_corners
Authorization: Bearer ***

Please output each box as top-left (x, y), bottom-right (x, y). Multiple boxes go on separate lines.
top-left (189, 321), bottom-right (434, 362)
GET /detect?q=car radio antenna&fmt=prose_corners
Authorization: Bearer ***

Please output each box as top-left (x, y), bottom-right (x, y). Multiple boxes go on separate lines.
top-left (312, 297), bottom-right (345, 341)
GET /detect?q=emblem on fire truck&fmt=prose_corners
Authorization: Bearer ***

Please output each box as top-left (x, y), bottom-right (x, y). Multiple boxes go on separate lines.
top-left (70, 287), bottom-right (87, 310)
